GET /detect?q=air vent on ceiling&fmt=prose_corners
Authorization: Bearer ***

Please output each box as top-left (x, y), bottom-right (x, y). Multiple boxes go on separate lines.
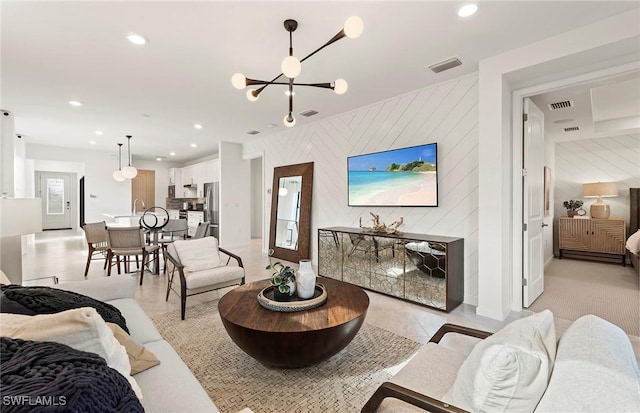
top-left (428, 57), bottom-right (462, 74)
top-left (548, 100), bottom-right (574, 111)
top-left (300, 109), bottom-right (319, 117)
top-left (246, 130), bottom-right (260, 135)
top-left (563, 126), bottom-right (580, 132)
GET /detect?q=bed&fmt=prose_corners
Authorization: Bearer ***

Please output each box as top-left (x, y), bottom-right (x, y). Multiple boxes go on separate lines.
top-left (629, 188), bottom-right (640, 275)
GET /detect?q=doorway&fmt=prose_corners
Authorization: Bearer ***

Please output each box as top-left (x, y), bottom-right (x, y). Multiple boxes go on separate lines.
top-left (250, 157), bottom-right (263, 240)
top-left (35, 171), bottom-right (76, 230)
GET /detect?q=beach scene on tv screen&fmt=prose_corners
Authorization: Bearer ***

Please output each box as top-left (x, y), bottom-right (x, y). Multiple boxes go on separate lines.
top-left (348, 144), bottom-right (437, 206)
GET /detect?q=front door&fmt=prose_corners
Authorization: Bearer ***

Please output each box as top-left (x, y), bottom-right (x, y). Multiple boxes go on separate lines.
top-left (37, 171), bottom-right (74, 230)
top-left (523, 97), bottom-right (545, 306)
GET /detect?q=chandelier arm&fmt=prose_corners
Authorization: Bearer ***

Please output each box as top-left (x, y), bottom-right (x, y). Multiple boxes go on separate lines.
top-left (247, 79), bottom-right (333, 89)
top-left (300, 30), bottom-right (346, 64)
top-left (288, 80), bottom-right (294, 114)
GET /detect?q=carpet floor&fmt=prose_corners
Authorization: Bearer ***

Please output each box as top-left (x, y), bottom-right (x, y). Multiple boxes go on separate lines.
top-left (151, 301), bottom-right (421, 413)
top-left (529, 258), bottom-right (639, 336)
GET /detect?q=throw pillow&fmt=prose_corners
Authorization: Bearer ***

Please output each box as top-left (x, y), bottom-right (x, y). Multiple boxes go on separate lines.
top-left (0, 283), bottom-right (129, 333)
top-left (0, 308), bottom-right (142, 399)
top-left (536, 315), bottom-right (640, 412)
top-left (1, 337), bottom-right (144, 412)
top-left (443, 310), bottom-right (556, 412)
top-left (108, 322), bottom-right (160, 375)
top-left (173, 237), bottom-right (222, 271)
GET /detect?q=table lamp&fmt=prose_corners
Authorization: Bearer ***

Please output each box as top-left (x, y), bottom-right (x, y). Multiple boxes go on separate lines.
top-left (582, 182), bottom-right (618, 219)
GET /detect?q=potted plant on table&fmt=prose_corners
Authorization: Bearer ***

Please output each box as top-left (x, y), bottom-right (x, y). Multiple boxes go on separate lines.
top-left (266, 252), bottom-right (296, 302)
top-left (563, 200), bottom-right (583, 217)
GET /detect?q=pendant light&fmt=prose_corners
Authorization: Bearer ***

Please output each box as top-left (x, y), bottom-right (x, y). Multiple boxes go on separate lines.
top-left (112, 143), bottom-right (126, 182)
top-left (278, 178), bottom-right (288, 196)
top-left (121, 135), bottom-right (138, 179)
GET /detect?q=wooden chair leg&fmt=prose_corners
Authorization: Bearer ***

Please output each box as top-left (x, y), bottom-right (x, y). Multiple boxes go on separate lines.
top-left (107, 251), bottom-right (113, 277)
top-left (181, 294), bottom-right (186, 320)
top-left (139, 251), bottom-right (146, 285)
top-left (84, 245), bottom-right (94, 277)
top-left (116, 256), bottom-right (122, 275)
top-left (135, 255), bottom-right (140, 269)
top-left (166, 269), bottom-right (173, 301)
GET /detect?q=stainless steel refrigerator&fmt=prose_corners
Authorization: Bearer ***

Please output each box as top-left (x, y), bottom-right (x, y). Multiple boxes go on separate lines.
top-left (203, 182), bottom-right (219, 239)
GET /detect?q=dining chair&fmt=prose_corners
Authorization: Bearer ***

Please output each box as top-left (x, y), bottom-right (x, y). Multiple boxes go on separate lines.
top-left (192, 221), bottom-right (210, 239)
top-left (82, 221), bottom-right (109, 277)
top-left (158, 219), bottom-right (188, 273)
top-left (106, 226), bottom-right (160, 285)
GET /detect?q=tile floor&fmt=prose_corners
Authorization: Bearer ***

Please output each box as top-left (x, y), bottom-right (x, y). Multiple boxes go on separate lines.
top-left (22, 229), bottom-right (530, 344)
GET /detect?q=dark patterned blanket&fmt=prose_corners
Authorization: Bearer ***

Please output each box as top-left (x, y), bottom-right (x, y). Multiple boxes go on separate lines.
top-left (0, 337), bottom-right (144, 413)
top-left (0, 284), bottom-right (128, 333)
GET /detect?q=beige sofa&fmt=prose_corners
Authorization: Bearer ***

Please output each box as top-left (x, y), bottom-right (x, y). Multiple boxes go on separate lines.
top-left (363, 311), bottom-right (640, 413)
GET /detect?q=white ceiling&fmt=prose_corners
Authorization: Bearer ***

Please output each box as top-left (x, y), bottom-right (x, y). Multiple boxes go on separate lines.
top-left (2, 1), bottom-right (639, 162)
top-left (531, 71), bottom-right (640, 142)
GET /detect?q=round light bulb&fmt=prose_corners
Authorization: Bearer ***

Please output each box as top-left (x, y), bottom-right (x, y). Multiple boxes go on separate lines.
top-left (344, 16), bottom-right (364, 39)
top-left (246, 89), bottom-right (259, 102)
top-left (283, 114), bottom-right (296, 128)
top-left (121, 165), bottom-right (138, 179)
top-left (279, 187), bottom-right (288, 196)
top-left (113, 170), bottom-right (126, 182)
top-left (281, 56), bottom-right (301, 78)
top-left (334, 79), bottom-right (348, 95)
top-left (457, 4), bottom-right (478, 17)
top-left (231, 73), bottom-right (247, 89)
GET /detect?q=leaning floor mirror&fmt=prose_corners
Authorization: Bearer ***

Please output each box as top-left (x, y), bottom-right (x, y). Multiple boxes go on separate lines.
top-left (269, 162), bottom-right (313, 262)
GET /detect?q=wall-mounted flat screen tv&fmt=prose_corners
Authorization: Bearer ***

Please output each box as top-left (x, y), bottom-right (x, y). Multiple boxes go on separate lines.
top-left (348, 143), bottom-right (438, 207)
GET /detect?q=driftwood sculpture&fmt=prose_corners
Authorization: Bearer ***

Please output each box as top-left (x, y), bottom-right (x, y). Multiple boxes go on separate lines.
top-left (359, 212), bottom-right (404, 234)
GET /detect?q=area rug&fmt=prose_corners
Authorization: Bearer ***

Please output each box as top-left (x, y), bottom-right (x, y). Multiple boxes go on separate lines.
top-left (151, 301), bottom-right (421, 413)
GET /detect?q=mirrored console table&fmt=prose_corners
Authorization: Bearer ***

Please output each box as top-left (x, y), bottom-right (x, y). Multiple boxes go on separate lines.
top-left (318, 227), bottom-right (464, 312)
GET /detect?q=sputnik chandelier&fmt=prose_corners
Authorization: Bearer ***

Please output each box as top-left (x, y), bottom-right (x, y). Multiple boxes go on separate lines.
top-left (231, 16), bottom-right (364, 127)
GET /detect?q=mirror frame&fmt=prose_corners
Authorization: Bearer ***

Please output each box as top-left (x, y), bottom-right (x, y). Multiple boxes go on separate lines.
top-left (269, 161), bottom-right (314, 262)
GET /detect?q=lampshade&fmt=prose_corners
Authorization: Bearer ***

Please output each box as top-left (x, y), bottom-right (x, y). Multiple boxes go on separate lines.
top-left (583, 182), bottom-right (618, 198)
top-left (583, 181), bottom-right (618, 219)
top-left (0, 198), bottom-right (43, 237)
top-left (121, 165), bottom-right (138, 179)
top-left (334, 79), bottom-right (348, 95)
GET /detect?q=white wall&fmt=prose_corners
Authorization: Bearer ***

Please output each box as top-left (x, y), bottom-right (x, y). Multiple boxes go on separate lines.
top-left (245, 74), bottom-right (480, 305)
top-left (543, 139), bottom-right (556, 265)
top-left (219, 142), bottom-right (251, 247)
top-left (250, 157), bottom-right (263, 239)
top-left (26, 144), bottom-right (179, 223)
top-left (477, 8), bottom-right (640, 319)
top-left (554, 134), bottom-right (640, 228)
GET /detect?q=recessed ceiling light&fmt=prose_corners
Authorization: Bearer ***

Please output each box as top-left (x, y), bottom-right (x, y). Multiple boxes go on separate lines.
top-left (190, 143), bottom-right (197, 148)
top-left (125, 32), bottom-right (148, 45)
top-left (457, 4), bottom-right (478, 17)
top-left (156, 156), bottom-right (166, 161)
top-left (95, 130), bottom-right (103, 135)
top-left (169, 152), bottom-right (176, 156)
top-left (194, 124), bottom-right (203, 130)
top-left (89, 141), bottom-right (96, 145)
top-left (68, 100), bottom-right (82, 107)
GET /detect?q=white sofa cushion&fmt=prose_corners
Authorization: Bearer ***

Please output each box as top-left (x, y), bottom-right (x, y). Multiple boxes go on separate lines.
top-left (0, 308), bottom-right (142, 399)
top-left (185, 265), bottom-right (245, 290)
top-left (136, 340), bottom-right (219, 413)
top-left (172, 237), bottom-right (222, 271)
top-left (443, 310), bottom-right (556, 413)
top-left (536, 315), bottom-right (640, 412)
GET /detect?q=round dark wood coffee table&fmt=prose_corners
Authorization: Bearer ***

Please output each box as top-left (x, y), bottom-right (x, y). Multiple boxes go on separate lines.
top-left (218, 277), bottom-right (369, 368)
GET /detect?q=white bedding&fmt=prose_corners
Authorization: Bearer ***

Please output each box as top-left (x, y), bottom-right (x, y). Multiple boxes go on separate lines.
top-left (626, 229), bottom-right (640, 255)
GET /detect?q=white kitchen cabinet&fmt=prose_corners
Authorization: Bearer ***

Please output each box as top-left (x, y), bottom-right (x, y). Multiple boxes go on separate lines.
top-left (187, 211), bottom-right (204, 237)
top-left (168, 209), bottom-right (180, 219)
top-left (201, 160), bottom-right (219, 183)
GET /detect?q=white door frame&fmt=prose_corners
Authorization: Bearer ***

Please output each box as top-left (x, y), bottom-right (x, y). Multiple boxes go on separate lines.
top-left (510, 61), bottom-right (640, 310)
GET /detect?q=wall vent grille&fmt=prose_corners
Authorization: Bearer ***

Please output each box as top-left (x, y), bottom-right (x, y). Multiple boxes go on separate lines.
top-left (548, 100), bottom-right (574, 110)
top-left (300, 110), bottom-right (319, 117)
top-left (246, 130), bottom-right (260, 135)
top-left (563, 126), bottom-right (580, 132)
top-left (428, 57), bottom-right (462, 73)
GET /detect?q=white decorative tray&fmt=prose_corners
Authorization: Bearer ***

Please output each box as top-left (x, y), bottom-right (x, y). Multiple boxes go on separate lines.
top-left (257, 284), bottom-right (327, 312)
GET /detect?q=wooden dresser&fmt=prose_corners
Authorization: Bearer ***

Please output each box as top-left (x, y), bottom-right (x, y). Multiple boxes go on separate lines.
top-left (558, 217), bottom-right (626, 265)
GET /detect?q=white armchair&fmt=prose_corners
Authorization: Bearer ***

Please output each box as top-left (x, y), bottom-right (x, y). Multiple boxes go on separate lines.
top-left (165, 237), bottom-right (245, 320)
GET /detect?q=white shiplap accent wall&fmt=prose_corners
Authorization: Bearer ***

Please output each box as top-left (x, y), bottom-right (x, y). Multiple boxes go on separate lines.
top-left (244, 73), bottom-right (480, 305)
top-left (554, 134), bottom-right (640, 235)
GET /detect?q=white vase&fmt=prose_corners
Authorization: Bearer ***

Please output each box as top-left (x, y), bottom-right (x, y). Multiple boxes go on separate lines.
top-left (296, 259), bottom-right (316, 299)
